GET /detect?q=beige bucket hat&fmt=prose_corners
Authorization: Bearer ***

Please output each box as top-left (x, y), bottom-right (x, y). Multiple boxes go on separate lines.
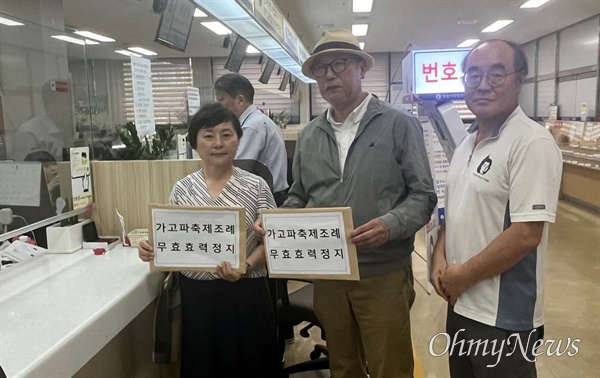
top-left (301, 28), bottom-right (374, 80)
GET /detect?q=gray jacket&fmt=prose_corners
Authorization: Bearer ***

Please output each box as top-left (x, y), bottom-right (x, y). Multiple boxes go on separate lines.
top-left (284, 98), bottom-right (437, 278)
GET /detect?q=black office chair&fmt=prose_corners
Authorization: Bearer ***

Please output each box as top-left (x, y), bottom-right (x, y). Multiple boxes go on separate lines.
top-left (235, 159), bottom-right (328, 375)
top-left (275, 279), bottom-right (329, 376)
top-left (233, 159), bottom-right (274, 192)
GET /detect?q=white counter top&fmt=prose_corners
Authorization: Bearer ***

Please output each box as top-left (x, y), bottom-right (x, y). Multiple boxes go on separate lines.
top-left (0, 246), bottom-right (163, 377)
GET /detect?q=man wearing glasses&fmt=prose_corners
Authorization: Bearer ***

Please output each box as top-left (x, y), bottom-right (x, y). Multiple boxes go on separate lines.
top-left (284, 29), bottom-right (436, 377)
top-left (430, 40), bottom-right (562, 377)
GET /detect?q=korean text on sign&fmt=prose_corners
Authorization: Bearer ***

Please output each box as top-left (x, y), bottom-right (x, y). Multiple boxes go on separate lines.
top-left (262, 210), bottom-right (357, 279)
top-left (151, 207), bottom-right (242, 270)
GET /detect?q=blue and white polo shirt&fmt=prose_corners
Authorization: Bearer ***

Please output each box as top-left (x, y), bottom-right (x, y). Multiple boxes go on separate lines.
top-left (445, 106), bottom-right (562, 331)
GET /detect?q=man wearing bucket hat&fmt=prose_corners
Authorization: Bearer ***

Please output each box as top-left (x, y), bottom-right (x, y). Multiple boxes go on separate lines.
top-left (286, 29), bottom-right (436, 377)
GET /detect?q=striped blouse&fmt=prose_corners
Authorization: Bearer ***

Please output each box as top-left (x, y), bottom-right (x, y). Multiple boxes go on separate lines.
top-left (169, 167), bottom-right (276, 280)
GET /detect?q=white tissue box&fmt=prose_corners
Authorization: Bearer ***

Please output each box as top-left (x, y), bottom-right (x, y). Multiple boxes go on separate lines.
top-left (46, 219), bottom-right (91, 254)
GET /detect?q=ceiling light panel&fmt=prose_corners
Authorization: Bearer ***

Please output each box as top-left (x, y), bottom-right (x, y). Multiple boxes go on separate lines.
top-left (128, 47), bottom-right (158, 56)
top-left (457, 39), bottom-right (480, 48)
top-left (115, 50), bottom-right (142, 57)
top-left (201, 21), bottom-right (231, 35)
top-left (520, 0), bottom-right (550, 8)
top-left (74, 30), bottom-right (115, 42)
top-left (0, 16), bottom-right (24, 26)
top-left (51, 35), bottom-right (86, 45)
top-left (353, 0), bottom-right (373, 13)
top-left (194, 8), bottom-right (208, 17)
top-left (246, 45), bottom-right (260, 54)
top-left (352, 24), bottom-right (369, 36)
top-left (481, 20), bottom-right (514, 33)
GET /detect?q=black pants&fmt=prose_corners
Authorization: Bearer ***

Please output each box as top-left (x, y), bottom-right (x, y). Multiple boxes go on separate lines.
top-left (179, 275), bottom-right (282, 378)
top-left (447, 306), bottom-right (544, 378)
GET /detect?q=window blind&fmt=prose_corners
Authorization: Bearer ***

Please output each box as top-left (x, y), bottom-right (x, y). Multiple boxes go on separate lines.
top-left (123, 58), bottom-right (193, 125)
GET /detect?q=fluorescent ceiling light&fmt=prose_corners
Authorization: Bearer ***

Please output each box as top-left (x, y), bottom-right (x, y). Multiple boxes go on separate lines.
top-left (74, 30), bottom-right (115, 42)
top-left (128, 47), bottom-right (158, 56)
top-left (352, 24), bottom-right (369, 36)
top-left (353, 0), bottom-right (373, 13)
top-left (194, 8), bottom-right (208, 17)
top-left (457, 38), bottom-right (480, 48)
top-left (481, 20), bottom-right (514, 33)
top-left (115, 49), bottom-right (142, 57)
top-left (51, 35), bottom-right (86, 45)
top-left (520, 0), bottom-right (550, 8)
top-left (201, 21), bottom-right (231, 35)
top-left (84, 39), bottom-right (100, 45)
top-left (246, 45), bottom-right (260, 54)
top-left (359, 42), bottom-right (365, 50)
top-left (0, 16), bottom-right (24, 26)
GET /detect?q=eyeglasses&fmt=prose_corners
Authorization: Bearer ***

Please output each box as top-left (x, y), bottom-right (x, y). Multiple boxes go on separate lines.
top-left (311, 58), bottom-right (356, 78)
top-left (463, 71), bottom-right (517, 88)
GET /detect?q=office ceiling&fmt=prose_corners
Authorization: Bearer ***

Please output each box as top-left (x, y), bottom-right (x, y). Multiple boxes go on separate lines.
top-left (59, 0), bottom-right (599, 60)
top-left (276, 0), bottom-right (600, 52)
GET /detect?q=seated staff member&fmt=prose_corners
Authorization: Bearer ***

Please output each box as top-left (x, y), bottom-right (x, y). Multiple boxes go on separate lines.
top-left (138, 103), bottom-right (281, 378)
top-left (214, 73), bottom-right (289, 205)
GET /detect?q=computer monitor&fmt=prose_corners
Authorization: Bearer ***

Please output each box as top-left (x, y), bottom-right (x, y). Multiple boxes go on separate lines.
top-left (224, 34), bottom-right (249, 73)
top-left (259, 58), bottom-right (276, 84)
top-left (290, 77), bottom-right (300, 96)
top-left (154, 0), bottom-right (195, 52)
top-left (278, 70), bottom-right (291, 91)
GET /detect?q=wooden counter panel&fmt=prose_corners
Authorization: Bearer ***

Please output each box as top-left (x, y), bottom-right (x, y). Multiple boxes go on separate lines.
top-left (561, 163), bottom-right (600, 210)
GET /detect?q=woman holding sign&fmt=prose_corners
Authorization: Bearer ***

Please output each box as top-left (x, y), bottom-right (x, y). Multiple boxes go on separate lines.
top-left (138, 103), bottom-right (281, 377)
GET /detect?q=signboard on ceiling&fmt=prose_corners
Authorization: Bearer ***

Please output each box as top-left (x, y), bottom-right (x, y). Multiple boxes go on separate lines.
top-left (253, 0), bottom-right (284, 39)
top-left (155, 0), bottom-right (195, 52)
top-left (236, 0), bottom-right (254, 13)
top-left (412, 49), bottom-right (470, 101)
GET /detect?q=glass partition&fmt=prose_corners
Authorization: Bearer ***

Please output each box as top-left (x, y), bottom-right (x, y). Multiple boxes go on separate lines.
top-left (0, 17), bottom-right (94, 246)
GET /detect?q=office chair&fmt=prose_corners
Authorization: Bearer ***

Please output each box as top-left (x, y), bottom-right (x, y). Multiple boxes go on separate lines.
top-left (233, 159), bottom-right (274, 192)
top-left (275, 279), bottom-right (329, 377)
top-left (235, 159), bottom-right (328, 374)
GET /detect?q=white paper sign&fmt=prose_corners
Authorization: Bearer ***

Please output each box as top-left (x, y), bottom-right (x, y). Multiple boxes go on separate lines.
top-left (0, 162), bottom-right (41, 206)
top-left (131, 56), bottom-right (155, 136)
top-left (151, 207), bottom-right (243, 270)
top-left (262, 210), bottom-right (358, 279)
top-left (70, 147), bottom-right (92, 210)
top-left (187, 86), bottom-right (200, 116)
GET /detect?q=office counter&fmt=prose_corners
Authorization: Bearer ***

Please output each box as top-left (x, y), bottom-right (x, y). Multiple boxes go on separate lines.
top-left (0, 246), bottom-right (163, 377)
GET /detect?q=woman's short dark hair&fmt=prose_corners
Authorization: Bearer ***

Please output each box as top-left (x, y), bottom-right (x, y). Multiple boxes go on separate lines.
top-left (24, 151), bottom-right (57, 163)
top-left (188, 102), bottom-right (243, 149)
top-left (214, 73), bottom-right (255, 103)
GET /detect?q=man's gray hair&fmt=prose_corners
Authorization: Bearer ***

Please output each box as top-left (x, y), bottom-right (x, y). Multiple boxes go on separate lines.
top-left (461, 39), bottom-right (529, 77)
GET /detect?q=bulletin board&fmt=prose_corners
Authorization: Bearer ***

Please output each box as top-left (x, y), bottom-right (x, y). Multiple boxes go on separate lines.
top-left (261, 207), bottom-right (359, 281)
top-left (149, 204), bottom-right (246, 273)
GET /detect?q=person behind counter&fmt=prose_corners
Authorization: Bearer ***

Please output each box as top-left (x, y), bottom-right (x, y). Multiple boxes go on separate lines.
top-left (137, 102), bottom-right (281, 377)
